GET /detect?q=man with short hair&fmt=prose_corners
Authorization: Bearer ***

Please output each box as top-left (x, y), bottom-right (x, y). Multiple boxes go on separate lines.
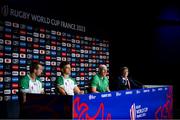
top-left (91, 64), bottom-right (110, 93)
top-left (20, 62), bottom-right (44, 94)
top-left (55, 61), bottom-right (84, 95)
top-left (115, 66), bottom-right (142, 90)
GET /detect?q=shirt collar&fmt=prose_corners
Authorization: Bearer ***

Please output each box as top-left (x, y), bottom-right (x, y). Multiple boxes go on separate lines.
top-left (122, 76), bottom-right (128, 80)
top-left (28, 74), bottom-right (37, 82)
top-left (97, 74), bottom-right (105, 80)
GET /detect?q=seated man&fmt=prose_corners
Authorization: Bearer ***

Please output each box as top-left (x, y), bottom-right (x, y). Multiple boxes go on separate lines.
top-left (55, 61), bottom-right (84, 95)
top-left (115, 66), bottom-right (142, 90)
top-left (91, 64), bottom-right (110, 93)
top-left (20, 62), bottom-right (44, 102)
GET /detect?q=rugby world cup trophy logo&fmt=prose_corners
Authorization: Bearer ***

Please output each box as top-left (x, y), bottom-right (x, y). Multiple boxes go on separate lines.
top-left (130, 103), bottom-right (136, 120)
top-left (1, 5), bottom-right (9, 17)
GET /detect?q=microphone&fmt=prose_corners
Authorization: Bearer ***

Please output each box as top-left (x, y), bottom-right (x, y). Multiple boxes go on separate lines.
top-left (130, 79), bottom-right (145, 89)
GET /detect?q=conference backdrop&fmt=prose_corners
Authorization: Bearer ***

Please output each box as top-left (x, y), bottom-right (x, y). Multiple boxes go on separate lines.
top-left (0, 4), bottom-right (110, 101)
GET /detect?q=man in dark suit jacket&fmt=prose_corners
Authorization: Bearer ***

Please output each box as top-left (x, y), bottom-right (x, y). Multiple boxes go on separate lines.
top-left (114, 66), bottom-right (142, 90)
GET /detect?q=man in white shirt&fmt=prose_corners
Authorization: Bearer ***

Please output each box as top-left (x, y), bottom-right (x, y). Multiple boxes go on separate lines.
top-left (20, 62), bottom-right (44, 102)
top-left (55, 61), bottom-right (84, 95)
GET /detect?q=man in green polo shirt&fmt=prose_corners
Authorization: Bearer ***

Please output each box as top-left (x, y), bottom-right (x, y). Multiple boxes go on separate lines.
top-left (55, 61), bottom-right (84, 95)
top-left (20, 62), bottom-right (44, 94)
top-left (91, 64), bottom-right (110, 93)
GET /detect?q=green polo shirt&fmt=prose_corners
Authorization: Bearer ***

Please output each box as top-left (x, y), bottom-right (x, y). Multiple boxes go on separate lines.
top-left (91, 74), bottom-right (109, 92)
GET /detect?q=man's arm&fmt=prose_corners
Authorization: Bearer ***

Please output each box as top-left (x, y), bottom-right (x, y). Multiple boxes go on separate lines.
top-left (41, 89), bottom-right (45, 94)
top-left (91, 87), bottom-right (99, 93)
top-left (107, 87), bottom-right (110, 92)
top-left (55, 77), bottom-right (67, 95)
top-left (40, 81), bottom-right (44, 94)
top-left (91, 76), bottom-right (100, 93)
top-left (57, 86), bottom-right (67, 95)
top-left (74, 86), bottom-right (84, 94)
top-left (20, 76), bottom-right (29, 103)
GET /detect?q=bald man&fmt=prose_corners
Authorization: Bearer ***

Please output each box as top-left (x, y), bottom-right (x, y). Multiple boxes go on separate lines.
top-left (91, 65), bottom-right (110, 93)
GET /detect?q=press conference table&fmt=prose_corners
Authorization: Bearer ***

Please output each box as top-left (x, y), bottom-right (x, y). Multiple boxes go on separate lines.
top-left (20, 85), bottom-right (173, 119)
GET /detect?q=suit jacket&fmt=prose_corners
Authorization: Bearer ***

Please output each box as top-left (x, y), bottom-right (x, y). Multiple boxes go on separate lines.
top-left (114, 76), bottom-right (142, 90)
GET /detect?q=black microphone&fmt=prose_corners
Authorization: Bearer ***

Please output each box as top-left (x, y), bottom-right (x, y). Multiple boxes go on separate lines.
top-left (129, 79), bottom-right (145, 89)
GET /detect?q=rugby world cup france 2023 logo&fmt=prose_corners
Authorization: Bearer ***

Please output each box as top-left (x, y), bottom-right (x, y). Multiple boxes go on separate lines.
top-left (1, 5), bottom-right (9, 17)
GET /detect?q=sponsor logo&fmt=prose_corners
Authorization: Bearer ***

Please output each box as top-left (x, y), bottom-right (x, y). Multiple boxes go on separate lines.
top-left (12, 71), bottom-right (19, 76)
top-left (12, 77), bottom-right (18, 82)
top-left (4, 28), bottom-right (11, 33)
top-left (27, 26), bottom-right (33, 30)
top-left (40, 39), bottom-right (45, 43)
top-left (45, 82), bottom-right (51, 87)
top-left (12, 59), bottom-right (19, 64)
top-left (20, 71), bottom-right (26, 76)
top-left (20, 59), bottom-right (26, 64)
top-left (12, 65), bottom-right (18, 70)
top-left (20, 53), bottom-right (26, 58)
top-left (62, 52), bottom-right (66, 56)
top-left (20, 30), bottom-right (26, 35)
top-left (12, 95), bottom-right (18, 100)
top-left (13, 40), bottom-right (19, 46)
top-left (46, 72), bottom-right (51, 76)
top-left (12, 53), bottom-right (19, 58)
top-left (0, 39), bottom-right (4, 44)
top-left (46, 61), bottom-right (50, 66)
top-left (62, 57), bottom-right (66, 61)
top-left (4, 77), bottom-right (11, 82)
top-left (33, 55), bottom-right (39, 59)
top-left (33, 32), bottom-right (39, 37)
top-left (46, 45), bottom-right (50, 49)
top-left (45, 66), bottom-right (51, 71)
top-left (5, 40), bottom-right (12, 45)
top-left (51, 61), bottom-right (56, 66)
top-left (20, 24), bottom-right (26, 29)
top-left (33, 49), bottom-right (39, 54)
top-left (45, 56), bottom-right (51, 60)
top-left (40, 33), bottom-right (45, 38)
top-left (27, 37), bottom-right (32, 42)
top-left (33, 44), bottom-right (39, 48)
top-left (46, 34), bottom-right (50, 39)
top-left (4, 58), bottom-right (11, 63)
top-left (51, 36), bottom-right (56, 40)
top-left (34, 38), bottom-right (39, 42)
top-left (20, 48), bottom-right (26, 53)
top-left (80, 77), bottom-right (84, 80)
top-left (4, 96), bottom-right (11, 101)
top-left (5, 46), bottom-right (11, 51)
top-left (13, 23), bottom-right (19, 28)
top-left (5, 21), bottom-right (11, 26)
top-left (89, 94), bottom-right (96, 100)
top-left (26, 54), bottom-right (32, 59)
top-left (12, 83), bottom-right (18, 88)
top-left (20, 42), bottom-right (26, 47)
top-left (39, 50), bottom-right (45, 54)
top-left (4, 90), bottom-right (11, 94)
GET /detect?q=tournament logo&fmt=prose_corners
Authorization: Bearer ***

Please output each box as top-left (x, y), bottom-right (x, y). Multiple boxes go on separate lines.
top-left (1, 5), bottom-right (9, 17)
top-left (130, 103), bottom-right (136, 120)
